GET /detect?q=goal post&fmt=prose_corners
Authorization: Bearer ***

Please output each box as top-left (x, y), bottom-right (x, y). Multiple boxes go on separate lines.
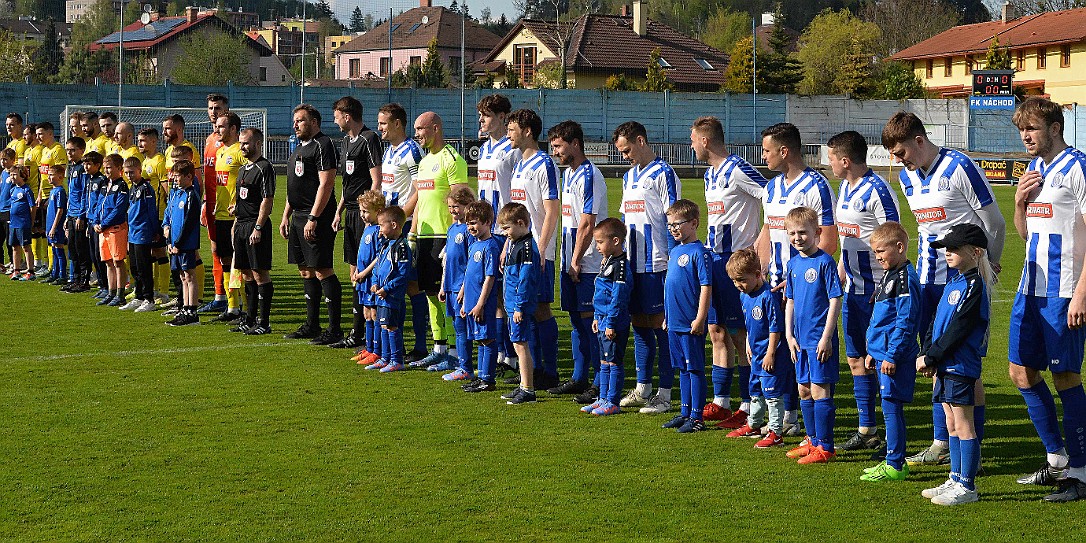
top-left (60, 105), bottom-right (268, 157)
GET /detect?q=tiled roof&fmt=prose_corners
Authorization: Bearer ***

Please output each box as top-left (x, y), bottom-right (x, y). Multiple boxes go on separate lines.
top-left (891, 7), bottom-right (1086, 60)
top-left (0, 18), bottom-right (73, 37)
top-left (335, 6), bottom-right (501, 53)
top-left (90, 12), bottom-right (271, 55)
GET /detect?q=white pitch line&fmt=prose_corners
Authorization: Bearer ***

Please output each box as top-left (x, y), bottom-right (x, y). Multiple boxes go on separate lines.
top-left (10, 341), bottom-right (303, 362)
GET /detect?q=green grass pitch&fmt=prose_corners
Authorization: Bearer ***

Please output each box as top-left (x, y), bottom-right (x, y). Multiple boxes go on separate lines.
top-left (1, 173), bottom-right (1081, 541)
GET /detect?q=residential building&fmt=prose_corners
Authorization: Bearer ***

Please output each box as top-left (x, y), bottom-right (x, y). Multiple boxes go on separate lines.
top-left (333, 0), bottom-right (500, 81)
top-left (890, 5), bottom-right (1086, 103)
top-left (66, 0), bottom-right (130, 24)
top-left (474, 0), bottom-right (728, 91)
top-left (325, 33), bottom-right (357, 64)
top-left (0, 17), bottom-right (73, 48)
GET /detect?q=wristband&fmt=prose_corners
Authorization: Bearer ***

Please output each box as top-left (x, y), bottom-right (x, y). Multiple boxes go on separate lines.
top-left (307, 214), bottom-right (317, 222)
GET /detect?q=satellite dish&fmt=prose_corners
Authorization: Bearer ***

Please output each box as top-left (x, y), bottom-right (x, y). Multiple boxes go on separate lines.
top-left (140, 12), bottom-right (151, 24)
top-left (143, 3), bottom-right (152, 12)
top-left (421, 15), bottom-right (428, 24)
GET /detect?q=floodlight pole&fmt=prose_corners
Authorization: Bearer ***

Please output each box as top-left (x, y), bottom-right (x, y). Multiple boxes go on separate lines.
top-left (460, 2), bottom-right (466, 144)
top-left (300, 0), bottom-right (306, 104)
top-left (118, 1), bottom-right (124, 107)
top-left (387, 6), bottom-right (393, 103)
top-left (752, 16), bottom-right (757, 143)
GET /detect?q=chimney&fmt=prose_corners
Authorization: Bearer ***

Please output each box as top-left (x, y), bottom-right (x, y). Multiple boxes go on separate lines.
top-left (420, 0), bottom-right (432, 7)
top-left (1002, 1), bottom-right (1017, 23)
top-left (185, 6), bottom-right (198, 24)
top-left (151, 11), bottom-right (160, 22)
top-left (762, 12), bottom-right (775, 26)
top-left (620, 4), bottom-right (628, 17)
top-left (633, 0), bottom-right (646, 36)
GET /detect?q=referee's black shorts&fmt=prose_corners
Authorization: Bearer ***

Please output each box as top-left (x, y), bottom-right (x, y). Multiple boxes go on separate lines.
top-left (214, 219), bottom-right (235, 267)
top-left (287, 211), bottom-right (336, 270)
top-left (415, 236), bottom-right (445, 293)
top-left (233, 219), bottom-right (273, 271)
top-left (342, 207), bottom-right (364, 265)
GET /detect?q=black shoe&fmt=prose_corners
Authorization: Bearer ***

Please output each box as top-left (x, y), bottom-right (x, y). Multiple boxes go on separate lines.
top-left (404, 348), bottom-right (429, 363)
top-left (574, 386), bottom-right (600, 404)
top-left (870, 444), bottom-right (887, 461)
top-left (501, 387), bottom-right (522, 400)
top-left (464, 380), bottom-right (497, 393)
top-left (229, 323), bottom-right (251, 333)
top-left (68, 283), bottom-right (91, 293)
top-left (211, 310), bottom-right (241, 323)
top-left (662, 415), bottom-right (688, 429)
top-left (537, 372), bottom-right (561, 391)
top-left (96, 294), bottom-right (115, 306)
top-left (168, 312), bottom-right (200, 326)
top-left (503, 374), bottom-right (521, 385)
top-left (547, 379), bottom-right (589, 395)
top-left (329, 335), bottom-right (359, 349)
top-left (840, 431), bottom-right (882, 451)
top-left (506, 388), bottom-right (536, 404)
top-left (1018, 462), bottom-right (1064, 486)
top-left (310, 328), bottom-right (344, 346)
top-left (284, 324), bottom-right (320, 340)
top-left (245, 324), bottom-right (272, 335)
top-left (59, 282), bottom-right (74, 292)
top-left (1044, 477), bottom-right (1086, 502)
top-left (227, 312), bottom-right (249, 325)
top-left (461, 378), bottom-right (483, 390)
top-left (495, 361), bottom-right (516, 375)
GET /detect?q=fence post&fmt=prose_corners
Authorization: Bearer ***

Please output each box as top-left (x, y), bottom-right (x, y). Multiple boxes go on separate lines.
top-left (164, 79), bottom-right (172, 107)
top-left (663, 89), bottom-right (670, 142)
top-left (724, 92), bottom-right (731, 144)
top-left (602, 89), bottom-right (609, 141)
top-left (228, 81), bottom-right (235, 105)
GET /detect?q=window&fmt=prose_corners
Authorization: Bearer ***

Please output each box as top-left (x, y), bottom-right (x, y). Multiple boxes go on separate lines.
top-left (410, 56), bottom-right (422, 66)
top-left (1016, 50), bottom-right (1025, 70)
top-left (694, 58), bottom-right (714, 70)
top-left (390, 23), bottom-right (400, 32)
top-left (409, 23), bottom-right (422, 32)
top-left (1062, 44), bottom-right (1071, 67)
top-left (657, 56), bottom-right (672, 68)
top-left (380, 57), bottom-right (391, 77)
top-left (349, 58), bottom-right (361, 78)
top-left (513, 44), bottom-right (537, 85)
top-left (944, 57), bottom-right (952, 77)
top-left (965, 55), bottom-right (973, 75)
top-left (1038, 47), bottom-right (1047, 69)
top-left (449, 56), bottom-right (461, 76)
top-left (260, 66), bottom-right (267, 82)
top-left (925, 59), bottom-right (933, 78)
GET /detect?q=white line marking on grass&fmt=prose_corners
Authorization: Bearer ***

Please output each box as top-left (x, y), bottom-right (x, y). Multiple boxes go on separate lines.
top-left (11, 341), bottom-right (303, 362)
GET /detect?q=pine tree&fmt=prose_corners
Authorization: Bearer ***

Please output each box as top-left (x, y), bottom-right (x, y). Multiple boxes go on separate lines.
top-left (349, 7), bottom-right (365, 32)
top-left (420, 38), bottom-right (447, 88)
top-left (985, 36), bottom-right (1013, 70)
top-left (723, 35), bottom-right (756, 93)
top-left (835, 35), bottom-right (869, 96)
top-left (641, 47), bottom-right (673, 92)
top-left (760, 4), bottom-right (802, 94)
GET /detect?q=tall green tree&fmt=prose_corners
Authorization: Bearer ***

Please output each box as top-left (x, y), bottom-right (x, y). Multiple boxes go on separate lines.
top-left (641, 47), bottom-right (673, 92)
top-left (419, 38), bottom-right (447, 88)
top-left (702, 6), bottom-right (751, 54)
top-left (70, 0), bottom-right (118, 48)
top-left (795, 8), bottom-right (880, 95)
top-left (348, 6), bottom-right (365, 32)
top-left (873, 61), bottom-right (927, 99)
top-left (984, 36), bottom-right (1013, 69)
top-left (760, 4), bottom-right (803, 94)
top-left (30, 17), bottom-right (63, 80)
top-left (722, 35), bottom-right (759, 93)
top-left (171, 33), bottom-right (255, 85)
top-left (0, 29), bottom-right (32, 82)
top-left (835, 35), bottom-right (871, 96)
top-left (51, 47), bottom-right (111, 84)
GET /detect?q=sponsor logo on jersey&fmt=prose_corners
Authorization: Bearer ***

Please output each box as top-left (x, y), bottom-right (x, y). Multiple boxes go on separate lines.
top-left (294, 160), bottom-right (304, 177)
top-left (382, 173), bottom-right (394, 184)
top-left (345, 160), bottom-right (355, 175)
top-left (510, 188), bottom-right (527, 201)
top-left (708, 201), bottom-right (724, 215)
top-left (238, 187), bottom-right (248, 200)
top-left (839, 222), bottom-right (860, 238)
top-left (216, 172), bottom-right (229, 186)
top-left (752, 306), bottom-right (763, 320)
top-left (678, 254), bottom-right (689, 267)
top-left (1026, 202), bottom-right (1053, 218)
top-left (947, 289), bottom-right (961, 304)
top-left (624, 200), bottom-right (646, 213)
top-left (478, 169), bottom-right (496, 182)
top-left (913, 207), bottom-right (947, 223)
top-left (225, 156), bottom-right (233, 166)
top-left (416, 179), bottom-right (435, 190)
top-left (766, 215), bottom-right (785, 229)
top-left (804, 268), bottom-right (817, 283)
top-left (562, 204), bottom-right (572, 216)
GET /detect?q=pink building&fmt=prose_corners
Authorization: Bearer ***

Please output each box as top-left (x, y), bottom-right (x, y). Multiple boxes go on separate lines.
top-left (333, 0), bottom-right (500, 81)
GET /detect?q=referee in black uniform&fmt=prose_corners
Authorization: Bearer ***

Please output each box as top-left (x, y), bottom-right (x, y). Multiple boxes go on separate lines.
top-left (279, 104), bottom-right (343, 344)
top-left (231, 127), bottom-right (276, 335)
top-left (330, 96), bottom-right (382, 349)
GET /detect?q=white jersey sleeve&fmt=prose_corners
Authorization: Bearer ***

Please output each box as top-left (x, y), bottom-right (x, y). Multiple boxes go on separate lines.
top-left (762, 167), bottom-right (835, 285)
top-left (561, 160), bottom-right (608, 273)
top-left (621, 157), bottom-right (680, 273)
top-left (705, 154), bottom-right (767, 253)
top-left (381, 139), bottom-right (422, 207)
top-left (836, 170), bottom-right (901, 296)
top-left (510, 150), bottom-right (560, 261)
top-left (1018, 146), bottom-right (1086, 298)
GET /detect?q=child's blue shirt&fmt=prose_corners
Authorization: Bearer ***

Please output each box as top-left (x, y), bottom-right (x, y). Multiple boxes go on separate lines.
top-left (923, 267), bottom-right (989, 380)
top-left (86, 173), bottom-right (106, 226)
top-left (665, 240), bottom-right (712, 333)
top-left (785, 249), bottom-right (843, 349)
top-left (96, 177), bottom-right (129, 228)
top-left (163, 184), bottom-right (201, 250)
top-left (463, 235), bottom-right (502, 312)
top-left (741, 282), bottom-right (793, 377)
top-left (66, 163), bottom-right (87, 219)
top-left (45, 185), bottom-right (67, 234)
top-left (8, 184), bottom-right (34, 228)
top-left (867, 261), bottom-right (922, 364)
top-left (593, 252), bottom-right (632, 332)
top-left (127, 179), bottom-right (161, 244)
top-left (0, 170), bottom-right (12, 213)
top-left (354, 223), bottom-right (382, 292)
top-left (373, 236), bottom-right (412, 308)
top-left (503, 233), bottom-right (540, 316)
top-left (443, 221), bottom-right (473, 294)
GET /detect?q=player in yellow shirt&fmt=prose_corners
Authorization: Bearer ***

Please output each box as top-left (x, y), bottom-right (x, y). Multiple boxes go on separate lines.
top-left (162, 114), bottom-right (201, 170)
top-left (81, 112), bottom-right (111, 156)
top-left (211, 112), bottom-right (247, 321)
top-left (99, 112), bottom-right (120, 155)
top-left (6, 113), bottom-right (26, 163)
top-left (69, 111), bottom-right (86, 140)
top-left (113, 122), bottom-right (144, 162)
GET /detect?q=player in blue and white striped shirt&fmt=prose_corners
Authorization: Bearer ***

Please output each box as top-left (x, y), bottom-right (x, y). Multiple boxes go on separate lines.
top-left (882, 111), bottom-right (1005, 467)
top-left (1008, 98), bottom-right (1086, 502)
top-left (614, 121), bottom-right (680, 415)
top-left (549, 120), bottom-right (608, 398)
top-left (828, 131), bottom-right (900, 454)
top-left (476, 95), bottom-right (519, 227)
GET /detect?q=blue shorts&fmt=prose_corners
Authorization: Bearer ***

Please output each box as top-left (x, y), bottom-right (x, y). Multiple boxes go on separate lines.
top-left (170, 250), bottom-right (198, 271)
top-left (445, 293), bottom-right (462, 318)
top-left (598, 327), bottom-right (630, 364)
top-left (630, 271), bottom-right (666, 315)
top-left (1009, 293), bottom-right (1086, 374)
top-left (8, 226), bottom-right (30, 247)
top-left (377, 304), bottom-right (405, 329)
top-left (759, 371), bottom-right (793, 399)
top-left (794, 346), bottom-right (840, 385)
top-left (708, 252), bottom-right (744, 329)
top-left (560, 271), bottom-right (596, 313)
top-left (508, 315), bottom-right (534, 343)
top-left (934, 374), bottom-right (976, 406)
top-left (668, 330), bottom-right (706, 371)
top-left (877, 359), bottom-right (918, 403)
top-left (466, 312), bottom-right (497, 341)
top-left (48, 230), bottom-right (67, 245)
top-left (842, 292), bottom-right (874, 358)
top-left (537, 259), bottom-right (556, 304)
top-left (918, 283), bottom-right (946, 343)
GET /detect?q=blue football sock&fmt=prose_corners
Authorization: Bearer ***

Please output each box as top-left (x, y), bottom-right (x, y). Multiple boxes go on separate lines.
top-left (1059, 385), bottom-right (1086, 468)
top-left (538, 316), bottom-right (559, 377)
top-left (495, 317), bottom-right (508, 357)
top-left (883, 399), bottom-right (906, 470)
top-left (974, 404), bottom-right (986, 443)
top-left (364, 319), bottom-right (374, 353)
top-left (854, 373), bottom-right (878, 428)
top-left (389, 328), bottom-right (404, 364)
top-left (409, 293), bottom-right (428, 352)
top-left (478, 342), bottom-right (497, 383)
top-left (786, 381), bottom-right (800, 411)
top-left (814, 397), bottom-right (837, 452)
top-left (690, 370), bottom-right (706, 421)
top-left (597, 363), bottom-right (610, 402)
top-left (738, 364), bottom-right (752, 402)
top-left (609, 362), bottom-right (625, 405)
top-left (959, 437), bottom-right (980, 490)
top-left (800, 398), bottom-right (817, 445)
top-left (1020, 381), bottom-right (1063, 453)
top-left (381, 327), bottom-right (390, 362)
top-left (655, 328), bottom-right (673, 389)
top-left (933, 402), bottom-right (950, 442)
top-left (529, 319), bottom-right (543, 370)
top-left (678, 369), bottom-right (691, 418)
top-left (713, 365), bottom-right (734, 398)
top-left (569, 314), bottom-right (593, 382)
top-left (633, 326), bottom-right (655, 385)
top-left (453, 316), bottom-right (471, 372)
top-left (949, 435), bottom-right (961, 482)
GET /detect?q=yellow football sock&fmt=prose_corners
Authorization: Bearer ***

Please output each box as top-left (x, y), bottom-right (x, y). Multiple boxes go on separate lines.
top-left (154, 261), bottom-right (170, 295)
top-left (426, 295), bottom-right (446, 342)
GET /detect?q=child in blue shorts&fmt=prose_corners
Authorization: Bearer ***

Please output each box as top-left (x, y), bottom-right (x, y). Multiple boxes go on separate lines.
top-left (661, 199), bottom-right (713, 433)
top-left (7, 165), bottom-right (35, 280)
top-left (351, 191), bottom-right (385, 366)
top-left (917, 223), bottom-right (993, 505)
top-left (783, 206), bottom-right (843, 464)
top-left (583, 218), bottom-right (631, 416)
top-left (438, 186), bottom-right (476, 380)
top-left (726, 248), bottom-right (794, 447)
top-left (459, 201), bottom-right (503, 393)
top-left (370, 205), bottom-right (413, 373)
top-left (498, 203), bottom-right (540, 405)
top-left (44, 165), bottom-right (68, 284)
top-left (162, 160), bottom-right (202, 326)
top-left (861, 222), bottom-right (921, 482)
top-left (0, 149), bottom-right (14, 273)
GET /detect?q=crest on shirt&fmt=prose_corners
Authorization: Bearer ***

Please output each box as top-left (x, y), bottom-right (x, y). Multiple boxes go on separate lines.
top-left (604, 264), bottom-right (613, 276)
top-left (804, 268), bottom-right (817, 283)
top-left (14, 192), bottom-right (22, 200)
top-left (239, 187), bottom-right (248, 200)
top-left (678, 254), bottom-right (690, 267)
top-left (752, 306), bottom-right (764, 320)
top-left (948, 289), bottom-right (962, 304)
top-left (295, 160), bottom-right (304, 176)
top-left (852, 198), bottom-right (866, 212)
top-left (1050, 174), bottom-right (1064, 188)
top-left (111, 184), bottom-right (119, 192)
top-left (364, 234), bottom-right (372, 244)
top-left (884, 280), bottom-right (894, 294)
top-left (938, 176), bottom-right (951, 191)
top-left (225, 156), bottom-right (233, 166)
top-left (178, 200), bottom-right (185, 209)
top-left (346, 160), bottom-right (355, 175)
top-left (473, 250), bottom-right (482, 262)
top-left (455, 233), bottom-right (464, 244)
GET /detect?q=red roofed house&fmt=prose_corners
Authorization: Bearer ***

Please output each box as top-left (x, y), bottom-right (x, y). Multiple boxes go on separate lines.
top-left (89, 7), bottom-right (293, 86)
top-left (474, 1), bottom-right (728, 91)
top-left (890, 4), bottom-right (1086, 103)
top-left (333, 0), bottom-right (501, 81)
